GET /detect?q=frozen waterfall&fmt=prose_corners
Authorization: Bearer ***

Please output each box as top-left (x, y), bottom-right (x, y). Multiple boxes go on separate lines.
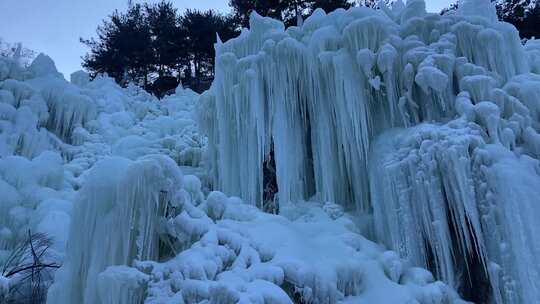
top-left (3, 0), bottom-right (540, 302)
top-left (46, 155), bottom-right (183, 304)
top-left (198, 0), bottom-right (540, 302)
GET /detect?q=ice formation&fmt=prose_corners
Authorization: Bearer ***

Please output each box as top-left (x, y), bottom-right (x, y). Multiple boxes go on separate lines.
top-left (47, 155), bottom-right (183, 304)
top-left (0, 37), bottom-right (462, 304)
top-left (140, 198), bottom-right (462, 304)
top-left (3, 0), bottom-right (540, 302)
top-left (197, 0), bottom-right (540, 302)
top-left (0, 38), bottom-right (464, 304)
top-left (0, 50), bottom-right (205, 303)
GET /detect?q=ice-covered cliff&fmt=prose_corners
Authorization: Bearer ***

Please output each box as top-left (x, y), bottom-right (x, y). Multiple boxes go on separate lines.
top-left (0, 33), bottom-right (460, 304)
top-left (198, 0), bottom-right (540, 302)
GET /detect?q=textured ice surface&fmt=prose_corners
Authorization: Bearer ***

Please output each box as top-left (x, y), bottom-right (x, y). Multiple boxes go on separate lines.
top-left (201, 0), bottom-right (530, 214)
top-left (2, 0), bottom-right (540, 302)
top-left (197, 0), bottom-right (540, 302)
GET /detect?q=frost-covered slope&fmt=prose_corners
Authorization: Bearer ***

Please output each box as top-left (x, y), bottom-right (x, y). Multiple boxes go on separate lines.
top-left (1, 28), bottom-right (460, 304)
top-left (199, 0), bottom-right (540, 303)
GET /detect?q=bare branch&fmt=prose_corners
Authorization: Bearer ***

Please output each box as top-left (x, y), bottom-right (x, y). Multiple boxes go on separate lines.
top-left (0, 231), bottom-right (61, 303)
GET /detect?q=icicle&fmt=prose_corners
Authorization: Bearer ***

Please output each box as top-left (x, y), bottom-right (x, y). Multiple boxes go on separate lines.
top-left (47, 155), bottom-right (183, 304)
top-left (199, 4), bottom-right (540, 302)
top-left (369, 123), bottom-right (489, 295)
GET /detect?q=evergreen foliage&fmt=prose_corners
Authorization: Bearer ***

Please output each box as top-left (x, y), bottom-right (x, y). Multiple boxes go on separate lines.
top-left (81, 2), bottom-right (237, 96)
top-left (229, 0), bottom-right (353, 27)
top-left (496, 0), bottom-right (540, 39)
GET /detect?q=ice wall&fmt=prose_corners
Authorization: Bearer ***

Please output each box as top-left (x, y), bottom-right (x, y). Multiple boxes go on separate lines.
top-left (199, 0), bottom-right (540, 302)
top-left (201, 0), bottom-right (529, 210)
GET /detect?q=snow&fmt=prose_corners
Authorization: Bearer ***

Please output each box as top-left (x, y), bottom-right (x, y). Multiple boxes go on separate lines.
top-left (27, 53), bottom-right (63, 79)
top-left (0, 275), bottom-right (9, 301)
top-left (142, 198), bottom-right (460, 304)
top-left (1, 0), bottom-right (540, 303)
top-left (97, 266), bottom-right (149, 304)
top-left (458, 0), bottom-right (498, 23)
top-left (482, 145), bottom-right (540, 302)
top-left (70, 70), bottom-right (90, 87)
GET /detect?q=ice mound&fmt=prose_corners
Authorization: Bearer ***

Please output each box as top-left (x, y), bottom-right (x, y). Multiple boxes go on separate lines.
top-left (140, 194), bottom-right (461, 304)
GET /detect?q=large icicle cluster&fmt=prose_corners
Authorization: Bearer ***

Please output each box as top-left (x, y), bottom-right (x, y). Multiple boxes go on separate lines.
top-left (1, 42), bottom-right (467, 304)
top-left (369, 121), bottom-right (492, 300)
top-left (199, 0), bottom-right (540, 302)
top-left (370, 94), bottom-right (540, 303)
top-left (200, 0), bottom-right (533, 211)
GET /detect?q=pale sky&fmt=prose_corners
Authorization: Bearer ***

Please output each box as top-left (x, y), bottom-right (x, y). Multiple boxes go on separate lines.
top-left (0, 0), bottom-right (453, 78)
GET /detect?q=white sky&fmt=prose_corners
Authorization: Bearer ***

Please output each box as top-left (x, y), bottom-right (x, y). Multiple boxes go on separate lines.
top-left (0, 0), bottom-right (453, 78)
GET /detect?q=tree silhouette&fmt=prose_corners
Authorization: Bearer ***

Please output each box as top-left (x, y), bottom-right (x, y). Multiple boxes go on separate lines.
top-left (497, 0), bottom-right (540, 39)
top-left (81, 1), bottom-right (239, 95)
top-left (309, 0), bottom-right (353, 13)
top-left (180, 9), bottom-right (238, 92)
top-left (229, 0), bottom-right (353, 28)
top-left (81, 3), bottom-right (153, 87)
top-left (145, 2), bottom-right (185, 78)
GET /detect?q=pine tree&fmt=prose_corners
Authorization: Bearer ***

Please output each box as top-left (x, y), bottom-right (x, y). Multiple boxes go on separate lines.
top-left (145, 2), bottom-right (186, 96)
top-left (145, 2), bottom-right (184, 77)
top-left (229, 0), bottom-right (354, 28)
top-left (497, 0), bottom-right (540, 39)
top-left (180, 9), bottom-right (239, 92)
top-left (81, 4), bottom-right (153, 87)
top-left (82, 2), bottom-right (240, 95)
top-left (309, 0), bottom-right (353, 13)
